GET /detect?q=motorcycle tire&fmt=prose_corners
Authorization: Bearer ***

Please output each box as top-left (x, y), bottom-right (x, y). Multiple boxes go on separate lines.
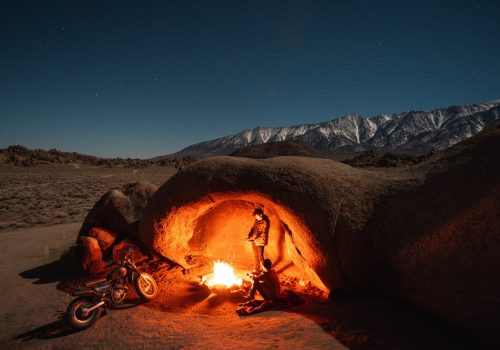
top-left (66, 297), bottom-right (102, 330)
top-left (134, 272), bottom-right (159, 300)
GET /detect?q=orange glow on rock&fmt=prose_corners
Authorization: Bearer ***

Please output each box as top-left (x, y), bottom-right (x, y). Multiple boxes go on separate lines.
top-left (142, 191), bottom-right (330, 294)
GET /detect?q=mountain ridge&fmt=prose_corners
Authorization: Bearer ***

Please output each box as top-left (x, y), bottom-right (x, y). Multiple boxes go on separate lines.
top-left (154, 99), bottom-right (500, 159)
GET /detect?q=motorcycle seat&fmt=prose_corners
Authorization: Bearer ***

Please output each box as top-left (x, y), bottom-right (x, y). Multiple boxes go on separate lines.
top-left (85, 278), bottom-right (108, 286)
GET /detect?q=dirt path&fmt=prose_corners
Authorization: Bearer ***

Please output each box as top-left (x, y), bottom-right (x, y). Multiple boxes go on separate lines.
top-left (0, 223), bottom-right (346, 350)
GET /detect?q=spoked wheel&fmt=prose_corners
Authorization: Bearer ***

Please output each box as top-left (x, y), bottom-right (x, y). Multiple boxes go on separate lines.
top-left (66, 297), bottom-right (102, 330)
top-left (134, 273), bottom-right (159, 300)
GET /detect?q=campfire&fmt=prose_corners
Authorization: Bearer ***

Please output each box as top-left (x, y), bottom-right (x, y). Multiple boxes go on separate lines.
top-left (201, 261), bottom-right (246, 291)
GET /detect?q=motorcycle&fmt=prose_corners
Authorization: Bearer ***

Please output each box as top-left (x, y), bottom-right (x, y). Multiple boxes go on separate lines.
top-left (65, 247), bottom-right (159, 330)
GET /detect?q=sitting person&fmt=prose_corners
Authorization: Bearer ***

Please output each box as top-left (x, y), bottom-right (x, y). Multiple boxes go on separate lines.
top-left (247, 258), bottom-right (280, 300)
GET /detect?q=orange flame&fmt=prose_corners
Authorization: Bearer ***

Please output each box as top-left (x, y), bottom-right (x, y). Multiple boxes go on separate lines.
top-left (202, 261), bottom-right (243, 288)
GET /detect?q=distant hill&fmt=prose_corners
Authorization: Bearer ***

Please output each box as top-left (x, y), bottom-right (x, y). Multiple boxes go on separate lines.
top-left (341, 150), bottom-right (432, 168)
top-left (155, 99), bottom-right (500, 159)
top-left (0, 145), bottom-right (195, 168)
top-left (229, 140), bottom-right (432, 167)
top-left (229, 140), bottom-right (328, 159)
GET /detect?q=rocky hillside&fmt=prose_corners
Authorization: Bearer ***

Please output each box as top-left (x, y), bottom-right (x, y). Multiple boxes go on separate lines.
top-left (159, 100), bottom-right (500, 159)
top-left (0, 145), bottom-right (195, 168)
top-left (342, 150), bottom-right (432, 168)
top-left (229, 140), bottom-right (328, 159)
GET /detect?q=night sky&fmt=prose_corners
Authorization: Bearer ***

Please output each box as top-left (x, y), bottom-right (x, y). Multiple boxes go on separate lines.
top-left (1, 1), bottom-right (499, 158)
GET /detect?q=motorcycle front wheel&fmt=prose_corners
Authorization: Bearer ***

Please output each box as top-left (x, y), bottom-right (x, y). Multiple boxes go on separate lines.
top-left (66, 297), bottom-right (102, 330)
top-left (134, 272), bottom-right (159, 300)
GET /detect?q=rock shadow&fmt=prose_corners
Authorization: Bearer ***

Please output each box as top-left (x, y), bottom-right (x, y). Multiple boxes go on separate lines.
top-left (284, 294), bottom-right (498, 350)
top-left (19, 259), bottom-right (72, 284)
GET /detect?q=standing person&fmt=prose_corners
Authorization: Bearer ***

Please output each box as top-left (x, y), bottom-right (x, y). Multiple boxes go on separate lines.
top-left (246, 208), bottom-right (270, 273)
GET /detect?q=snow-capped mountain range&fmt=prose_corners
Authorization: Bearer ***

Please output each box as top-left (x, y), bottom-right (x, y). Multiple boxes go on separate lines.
top-left (160, 100), bottom-right (500, 159)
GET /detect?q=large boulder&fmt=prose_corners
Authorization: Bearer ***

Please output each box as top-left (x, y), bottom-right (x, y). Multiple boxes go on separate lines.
top-left (79, 181), bottom-right (158, 244)
top-left (79, 236), bottom-right (107, 274)
top-left (139, 121), bottom-right (500, 343)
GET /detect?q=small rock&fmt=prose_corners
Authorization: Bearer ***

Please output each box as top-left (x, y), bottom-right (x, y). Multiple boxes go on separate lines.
top-left (79, 236), bottom-right (107, 274)
top-left (88, 226), bottom-right (118, 253)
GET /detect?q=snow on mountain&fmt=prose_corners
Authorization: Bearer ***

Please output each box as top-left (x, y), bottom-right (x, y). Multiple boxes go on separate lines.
top-left (159, 100), bottom-right (500, 159)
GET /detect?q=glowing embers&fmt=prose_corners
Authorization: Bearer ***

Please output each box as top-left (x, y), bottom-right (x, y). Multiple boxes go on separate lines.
top-left (201, 261), bottom-right (245, 290)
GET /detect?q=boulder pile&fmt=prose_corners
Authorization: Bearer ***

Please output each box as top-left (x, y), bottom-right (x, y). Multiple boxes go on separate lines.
top-left (74, 181), bottom-right (157, 274)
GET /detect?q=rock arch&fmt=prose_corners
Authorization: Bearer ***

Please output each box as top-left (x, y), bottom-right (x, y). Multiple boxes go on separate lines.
top-left (146, 192), bottom-right (329, 291)
top-left (138, 156), bottom-right (401, 294)
top-left (140, 157), bottom-right (376, 291)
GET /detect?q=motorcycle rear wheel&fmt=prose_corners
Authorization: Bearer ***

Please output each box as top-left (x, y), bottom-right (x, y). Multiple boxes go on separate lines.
top-left (66, 297), bottom-right (102, 330)
top-left (134, 272), bottom-right (159, 300)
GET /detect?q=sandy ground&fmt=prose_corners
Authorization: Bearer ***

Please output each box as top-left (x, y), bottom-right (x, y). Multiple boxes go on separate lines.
top-left (0, 223), bottom-right (346, 350)
top-left (0, 223), bottom-right (494, 350)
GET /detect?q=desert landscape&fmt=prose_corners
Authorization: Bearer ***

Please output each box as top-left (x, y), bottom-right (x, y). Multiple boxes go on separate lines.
top-left (1, 121), bottom-right (499, 350)
top-left (2, 1), bottom-right (500, 349)
top-left (0, 164), bottom-right (176, 232)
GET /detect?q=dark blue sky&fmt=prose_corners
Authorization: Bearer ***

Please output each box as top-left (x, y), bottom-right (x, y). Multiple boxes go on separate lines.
top-left (1, 1), bottom-right (499, 158)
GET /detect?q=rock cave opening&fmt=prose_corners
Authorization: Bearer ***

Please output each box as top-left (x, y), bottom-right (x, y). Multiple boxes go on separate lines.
top-left (148, 192), bottom-right (329, 295)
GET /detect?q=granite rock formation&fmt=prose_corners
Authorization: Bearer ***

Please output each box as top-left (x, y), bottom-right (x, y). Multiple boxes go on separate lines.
top-left (79, 181), bottom-right (158, 244)
top-left (139, 121), bottom-right (500, 343)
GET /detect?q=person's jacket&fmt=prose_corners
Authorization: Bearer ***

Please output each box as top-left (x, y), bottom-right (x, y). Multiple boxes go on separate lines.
top-left (255, 269), bottom-right (280, 299)
top-left (247, 214), bottom-right (270, 246)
